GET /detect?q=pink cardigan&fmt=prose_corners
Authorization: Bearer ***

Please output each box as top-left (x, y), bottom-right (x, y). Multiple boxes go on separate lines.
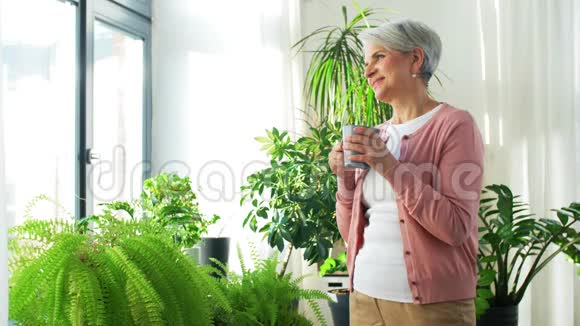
top-left (336, 103), bottom-right (484, 304)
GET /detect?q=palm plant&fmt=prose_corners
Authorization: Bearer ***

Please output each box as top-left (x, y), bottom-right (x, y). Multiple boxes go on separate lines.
top-left (476, 184), bottom-right (580, 318)
top-left (292, 4), bottom-right (392, 126)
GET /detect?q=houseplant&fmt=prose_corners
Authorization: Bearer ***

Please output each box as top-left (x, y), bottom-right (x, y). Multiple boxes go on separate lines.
top-left (110, 172), bottom-right (228, 274)
top-left (292, 4), bottom-right (392, 126)
top-left (210, 245), bottom-right (331, 326)
top-left (241, 121), bottom-right (342, 276)
top-left (8, 210), bottom-right (230, 325)
top-left (140, 172), bottom-right (228, 276)
top-left (476, 184), bottom-right (580, 325)
top-left (140, 172), bottom-right (220, 249)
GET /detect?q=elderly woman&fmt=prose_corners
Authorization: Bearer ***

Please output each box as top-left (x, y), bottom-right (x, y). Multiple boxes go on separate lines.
top-left (329, 19), bottom-right (484, 325)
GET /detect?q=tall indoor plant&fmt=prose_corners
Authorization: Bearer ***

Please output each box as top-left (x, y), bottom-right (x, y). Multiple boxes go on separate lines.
top-left (293, 4), bottom-right (392, 126)
top-left (476, 184), bottom-right (580, 325)
top-left (241, 122), bottom-right (342, 276)
top-left (241, 4), bottom-right (396, 276)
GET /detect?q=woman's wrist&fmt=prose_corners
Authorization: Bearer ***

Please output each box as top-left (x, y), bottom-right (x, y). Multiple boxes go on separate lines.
top-left (337, 170), bottom-right (356, 198)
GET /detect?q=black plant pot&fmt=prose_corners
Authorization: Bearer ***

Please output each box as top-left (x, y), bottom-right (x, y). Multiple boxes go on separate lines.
top-left (199, 237), bottom-right (230, 278)
top-left (328, 289), bottom-right (350, 326)
top-left (477, 305), bottom-right (518, 326)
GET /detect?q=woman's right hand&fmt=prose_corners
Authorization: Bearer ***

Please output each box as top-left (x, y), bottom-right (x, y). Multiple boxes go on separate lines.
top-left (329, 142), bottom-right (355, 178)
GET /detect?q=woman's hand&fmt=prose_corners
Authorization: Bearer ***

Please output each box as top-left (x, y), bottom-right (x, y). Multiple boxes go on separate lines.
top-left (343, 127), bottom-right (398, 174)
top-left (329, 142), bottom-right (355, 178)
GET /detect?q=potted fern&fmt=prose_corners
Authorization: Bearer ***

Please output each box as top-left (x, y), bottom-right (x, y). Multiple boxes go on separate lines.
top-left (476, 184), bottom-right (580, 325)
top-left (211, 245), bottom-right (331, 326)
top-left (8, 209), bottom-right (230, 325)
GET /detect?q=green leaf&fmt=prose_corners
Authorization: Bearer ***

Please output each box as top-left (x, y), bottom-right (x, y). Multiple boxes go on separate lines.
top-left (475, 297), bottom-right (490, 318)
top-left (480, 256), bottom-right (497, 264)
top-left (477, 288), bottom-right (494, 300)
top-left (477, 269), bottom-right (496, 286)
top-left (555, 210), bottom-right (570, 225)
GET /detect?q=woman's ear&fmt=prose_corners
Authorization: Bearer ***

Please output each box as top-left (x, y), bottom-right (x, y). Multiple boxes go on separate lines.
top-left (411, 47), bottom-right (425, 75)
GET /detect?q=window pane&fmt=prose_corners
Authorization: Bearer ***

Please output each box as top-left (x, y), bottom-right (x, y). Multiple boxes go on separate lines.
top-left (91, 20), bottom-right (144, 214)
top-left (1, 0), bottom-right (77, 224)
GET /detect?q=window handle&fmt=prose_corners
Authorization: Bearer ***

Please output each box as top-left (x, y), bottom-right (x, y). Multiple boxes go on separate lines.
top-left (86, 149), bottom-right (101, 164)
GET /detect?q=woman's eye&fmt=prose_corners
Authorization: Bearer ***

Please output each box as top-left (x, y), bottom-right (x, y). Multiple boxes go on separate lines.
top-left (377, 54), bottom-right (385, 60)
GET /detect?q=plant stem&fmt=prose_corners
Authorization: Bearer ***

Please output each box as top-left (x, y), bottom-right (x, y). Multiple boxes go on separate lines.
top-left (279, 243), bottom-right (294, 278)
top-left (515, 236), bottom-right (580, 303)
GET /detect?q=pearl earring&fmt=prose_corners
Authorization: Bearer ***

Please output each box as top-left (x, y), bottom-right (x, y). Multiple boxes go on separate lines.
top-left (411, 73), bottom-right (417, 78)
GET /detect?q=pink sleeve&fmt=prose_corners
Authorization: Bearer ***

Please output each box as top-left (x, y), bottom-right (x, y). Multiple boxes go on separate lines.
top-left (335, 174), bottom-right (355, 242)
top-left (384, 114), bottom-right (484, 246)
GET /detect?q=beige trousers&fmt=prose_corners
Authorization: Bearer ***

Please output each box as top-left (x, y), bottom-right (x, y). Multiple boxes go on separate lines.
top-left (350, 290), bottom-right (476, 326)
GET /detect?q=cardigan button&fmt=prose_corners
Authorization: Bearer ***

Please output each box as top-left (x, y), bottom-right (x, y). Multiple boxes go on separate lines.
top-left (414, 296), bottom-right (421, 301)
top-left (411, 281), bottom-right (417, 285)
top-left (399, 219), bottom-right (405, 223)
top-left (405, 251), bottom-right (411, 255)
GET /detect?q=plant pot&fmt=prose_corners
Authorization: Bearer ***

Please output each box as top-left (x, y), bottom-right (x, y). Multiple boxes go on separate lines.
top-left (183, 246), bottom-right (201, 262)
top-left (477, 305), bottom-right (518, 326)
top-left (198, 237), bottom-right (230, 278)
top-left (328, 289), bottom-right (350, 326)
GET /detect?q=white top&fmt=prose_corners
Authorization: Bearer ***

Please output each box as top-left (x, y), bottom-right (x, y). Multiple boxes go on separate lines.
top-left (353, 104), bottom-right (443, 302)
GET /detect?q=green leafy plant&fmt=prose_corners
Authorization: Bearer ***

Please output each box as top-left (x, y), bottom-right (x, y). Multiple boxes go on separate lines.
top-left (319, 252), bottom-right (347, 277)
top-left (475, 184), bottom-right (580, 319)
top-left (211, 245), bottom-right (331, 326)
top-left (9, 211), bottom-right (230, 325)
top-left (292, 3), bottom-right (393, 126)
top-left (241, 122), bottom-right (342, 275)
top-left (108, 172), bottom-right (219, 248)
top-left (141, 173), bottom-right (220, 247)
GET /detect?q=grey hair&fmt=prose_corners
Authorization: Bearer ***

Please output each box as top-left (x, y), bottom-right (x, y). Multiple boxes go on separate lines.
top-left (359, 19), bottom-right (442, 83)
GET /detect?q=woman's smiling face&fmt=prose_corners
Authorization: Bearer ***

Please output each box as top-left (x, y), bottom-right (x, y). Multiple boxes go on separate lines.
top-left (364, 43), bottom-right (415, 103)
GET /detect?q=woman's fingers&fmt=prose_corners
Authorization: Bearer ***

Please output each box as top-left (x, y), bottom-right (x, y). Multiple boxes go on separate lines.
top-left (343, 142), bottom-right (366, 153)
top-left (345, 134), bottom-right (370, 145)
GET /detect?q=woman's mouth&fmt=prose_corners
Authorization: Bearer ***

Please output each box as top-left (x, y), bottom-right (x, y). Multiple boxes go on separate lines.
top-left (371, 77), bottom-right (384, 89)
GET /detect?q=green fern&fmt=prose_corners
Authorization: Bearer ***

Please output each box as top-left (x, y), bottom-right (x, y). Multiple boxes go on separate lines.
top-left (212, 248), bottom-right (331, 326)
top-left (9, 216), bottom-right (228, 325)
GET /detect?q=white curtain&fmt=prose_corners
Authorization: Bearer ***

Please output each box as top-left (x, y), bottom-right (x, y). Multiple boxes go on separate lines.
top-left (0, 0), bottom-right (8, 322)
top-left (151, 0), bottom-right (306, 272)
top-left (475, 1), bottom-right (580, 325)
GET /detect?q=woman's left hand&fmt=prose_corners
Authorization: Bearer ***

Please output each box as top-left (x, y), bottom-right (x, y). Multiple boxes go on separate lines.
top-left (343, 127), bottom-right (398, 173)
